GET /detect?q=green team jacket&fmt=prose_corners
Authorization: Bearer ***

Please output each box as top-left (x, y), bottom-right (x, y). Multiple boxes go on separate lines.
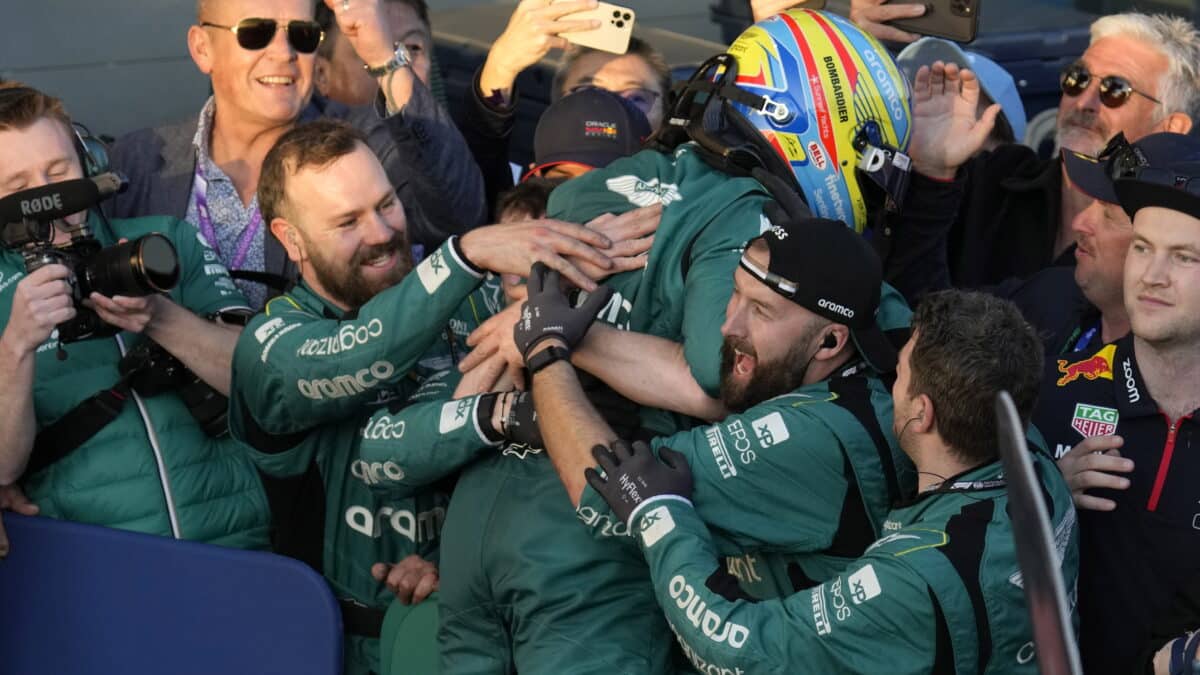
top-left (577, 367), bottom-right (917, 594)
top-left (547, 143), bottom-right (773, 435)
top-left (0, 215), bottom-right (269, 548)
top-left (228, 239), bottom-right (500, 675)
top-left (351, 369), bottom-right (680, 674)
top-left (632, 451), bottom-right (1079, 674)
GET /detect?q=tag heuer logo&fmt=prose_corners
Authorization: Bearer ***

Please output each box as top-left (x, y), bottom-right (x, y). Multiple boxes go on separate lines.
top-left (1071, 403), bottom-right (1119, 438)
top-left (606, 176), bottom-right (683, 207)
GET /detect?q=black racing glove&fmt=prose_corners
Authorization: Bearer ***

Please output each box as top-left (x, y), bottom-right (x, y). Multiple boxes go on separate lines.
top-left (501, 391), bottom-right (544, 449)
top-left (584, 440), bottom-right (693, 528)
top-left (513, 262), bottom-right (613, 363)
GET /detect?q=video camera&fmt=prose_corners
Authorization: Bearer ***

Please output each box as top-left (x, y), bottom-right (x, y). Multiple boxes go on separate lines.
top-left (0, 174), bottom-right (180, 343)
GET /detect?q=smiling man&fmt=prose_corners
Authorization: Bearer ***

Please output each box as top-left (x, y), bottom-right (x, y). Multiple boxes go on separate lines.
top-left (227, 118), bottom-right (617, 674)
top-left (1033, 133), bottom-right (1200, 675)
top-left (109, 0), bottom-right (484, 309)
top-left (517, 210), bottom-right (915, 616)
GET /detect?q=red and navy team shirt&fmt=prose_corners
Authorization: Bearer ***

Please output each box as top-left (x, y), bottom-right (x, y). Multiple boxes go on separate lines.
top-left (1032, 334), bottom-right (1200, 675)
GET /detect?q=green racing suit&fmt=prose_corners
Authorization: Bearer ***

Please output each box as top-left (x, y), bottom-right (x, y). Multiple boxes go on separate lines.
top-left (630, 450), bottom-right (1079, 674)
top-left (228, 237), bottom-right (501, 674)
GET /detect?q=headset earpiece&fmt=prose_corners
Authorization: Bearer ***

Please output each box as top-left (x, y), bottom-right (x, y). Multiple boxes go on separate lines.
top-left (72, 123), bottom-right (109, 178)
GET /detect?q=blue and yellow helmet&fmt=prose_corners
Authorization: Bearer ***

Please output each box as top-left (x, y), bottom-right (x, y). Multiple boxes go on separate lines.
top-left (725, 10), bottom-right (913, 231)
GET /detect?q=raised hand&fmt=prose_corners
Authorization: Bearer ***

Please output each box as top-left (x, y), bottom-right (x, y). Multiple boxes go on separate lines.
top-left (479, 0), bottom-right (601, 103)
top-left (908, 61), bottom-right (1001, 180)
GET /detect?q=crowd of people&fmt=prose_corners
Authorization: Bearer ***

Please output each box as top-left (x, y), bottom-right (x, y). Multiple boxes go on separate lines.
top-left (2, 0), bottom-right (1200, 673)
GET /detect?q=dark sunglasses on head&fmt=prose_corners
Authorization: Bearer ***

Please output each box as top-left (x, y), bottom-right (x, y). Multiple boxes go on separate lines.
top-left (1060, 62), bottom-right (1161, 109)
top-left (1101, 132), bottom-right (1200, 197)
top-left (200, 18), bottom-right (324, 54)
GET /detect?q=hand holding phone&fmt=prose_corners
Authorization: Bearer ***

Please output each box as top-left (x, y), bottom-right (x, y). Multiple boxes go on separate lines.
top-left (480, 0), bottom-right (602, 101)
top-left (552, 0), bottom-right (636, 54)
top-left (887, 0), bottom-right (980, 43)
top-left (849, 0), bottom-right (930, 43)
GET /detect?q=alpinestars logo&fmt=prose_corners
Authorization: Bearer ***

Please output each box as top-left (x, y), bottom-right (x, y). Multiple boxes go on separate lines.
top-left (606, 176), bottom-right (683, 207)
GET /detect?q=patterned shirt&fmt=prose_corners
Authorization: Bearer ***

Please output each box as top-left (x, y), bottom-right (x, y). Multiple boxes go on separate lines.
top-left (185, 98), bottom-right (269, 310)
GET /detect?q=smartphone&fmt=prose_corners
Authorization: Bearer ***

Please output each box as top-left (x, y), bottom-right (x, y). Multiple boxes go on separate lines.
top-left (889, 0), bottom-right (980, 43)
top-left (553, 0), bottom-right (636, 55)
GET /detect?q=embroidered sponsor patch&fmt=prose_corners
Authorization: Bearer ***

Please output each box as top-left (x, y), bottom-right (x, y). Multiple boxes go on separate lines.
top-left (1071, 403), bottom-right (1119, 438)
top-left (1056, 344), bottom-right (1116, 386)
top-left (750, 412), bottom-right (789, 449)
top-left (438, 398), bottom-right (472, 434)
top-left (639, 505), bottom-right (676, 547)
top-left (605, 175), bottom-right (683, 207)
top-left (417, 248), bottom-right (451, 294)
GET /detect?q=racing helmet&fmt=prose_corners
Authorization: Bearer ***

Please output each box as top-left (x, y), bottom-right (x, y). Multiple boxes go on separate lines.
top-left (660, 10), bottom-right (913, 232)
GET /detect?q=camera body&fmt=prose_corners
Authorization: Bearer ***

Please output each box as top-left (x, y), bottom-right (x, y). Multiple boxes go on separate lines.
top-left (0, 175), bottom-right (181, 344)
top-left (120, 338), bottom-right (231, 437)
top-left (22, 233), bottom-right (180, 343)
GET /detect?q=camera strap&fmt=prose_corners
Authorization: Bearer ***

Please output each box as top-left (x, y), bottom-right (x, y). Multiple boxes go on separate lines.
top-left (27, 377), bottom-right (133, 475)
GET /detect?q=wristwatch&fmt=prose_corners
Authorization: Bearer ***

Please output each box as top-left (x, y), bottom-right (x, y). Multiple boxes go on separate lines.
top-left (526, 345), bottom-right (571, 376)
top-left (364, 42), bottom-right (412, 77)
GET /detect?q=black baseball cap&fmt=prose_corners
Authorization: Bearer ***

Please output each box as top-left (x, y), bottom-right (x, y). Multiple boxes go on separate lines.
top-left (1111, 133), bottom-right (1200, 221)
top-left (1062, 132), bottom-right (1200, 216)
top-left (525, 87), bottom-right (651, 181)
top-left (740, 216), bottom-right (899, 373)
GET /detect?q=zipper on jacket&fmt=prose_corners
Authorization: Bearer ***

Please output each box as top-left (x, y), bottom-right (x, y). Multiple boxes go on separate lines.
top-left (116, 334), bottom-right (182, 538)
top-left (1147, 415), bottom-right (1192, 512)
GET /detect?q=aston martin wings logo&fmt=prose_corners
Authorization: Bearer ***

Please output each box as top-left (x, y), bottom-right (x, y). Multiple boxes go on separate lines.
top-left (606, 176), bottom-right (683, 207)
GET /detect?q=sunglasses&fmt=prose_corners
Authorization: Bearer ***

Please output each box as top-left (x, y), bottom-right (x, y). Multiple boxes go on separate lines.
top-left (200, 18), bottom-right (324, 54)
top-left (1101, 132), bottom-right (1200, 196)
top-left (568, 84), bottom-right (662, 116)
top-left (1060, 62), bottom-right (1161, 109)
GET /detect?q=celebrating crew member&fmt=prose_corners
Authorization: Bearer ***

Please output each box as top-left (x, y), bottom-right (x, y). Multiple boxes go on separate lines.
top-left (1033, 134), bottom-right (1200, 675)
top-left (582, 289), bottom-right (1075, 674)
top-left (228, 119), bottom-right (650, 674)
top-left (0, 83), bottom-right (271, 551)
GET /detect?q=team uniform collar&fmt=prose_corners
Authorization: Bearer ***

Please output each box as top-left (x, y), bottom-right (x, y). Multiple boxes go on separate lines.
top-left (1110, 335), bottom-right (1160, 419)
top-left (288, 281), bottom-right (350, 320)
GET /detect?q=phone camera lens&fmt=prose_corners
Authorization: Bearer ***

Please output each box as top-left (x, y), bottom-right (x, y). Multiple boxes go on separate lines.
top-left (622, 12), bottom-right (631, 19)
top-left (615, 19), bottom-right (624, 27)
top-left (612, 10), bottom-right (621, 17)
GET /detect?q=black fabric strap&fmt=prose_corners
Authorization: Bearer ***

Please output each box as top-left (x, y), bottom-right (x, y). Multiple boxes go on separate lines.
top-left (28, 381), bottom-right (131, 474)
top-left (339, 598), bottom-right (386, 638)
top-left (526, 345), bottom-right (571, 376)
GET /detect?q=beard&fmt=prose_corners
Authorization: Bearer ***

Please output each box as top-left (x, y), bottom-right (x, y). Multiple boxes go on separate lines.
top-left (307, 230), bottom-right (413, 310)
top-left (718, 325), bottom-right (820, 413)
top-left (1056, 109), bottom-right (1108, 155)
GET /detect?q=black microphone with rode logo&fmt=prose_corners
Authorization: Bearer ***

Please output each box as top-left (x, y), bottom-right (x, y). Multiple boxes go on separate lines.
top-left (0, 173), bottom-right (180, 345)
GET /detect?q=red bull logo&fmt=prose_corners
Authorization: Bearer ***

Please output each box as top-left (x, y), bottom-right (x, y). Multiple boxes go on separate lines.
top-left (1056, 345), bottom-right (1116, 387)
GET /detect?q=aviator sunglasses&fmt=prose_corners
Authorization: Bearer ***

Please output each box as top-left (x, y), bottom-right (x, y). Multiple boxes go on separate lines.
top-left (200, 18), bottom-right (324, 54)
top-left (1060, 62), bottom-right (1161, 109)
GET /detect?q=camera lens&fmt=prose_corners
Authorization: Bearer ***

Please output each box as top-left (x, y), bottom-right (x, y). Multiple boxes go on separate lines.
top-left (81, 233), bottom-right (180, 298)
top-left (612, 10), bottom-right (620, 17)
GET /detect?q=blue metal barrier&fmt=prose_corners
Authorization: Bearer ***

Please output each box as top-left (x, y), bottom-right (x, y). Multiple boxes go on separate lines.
top-left (0, 514), bottom-right (342, 675)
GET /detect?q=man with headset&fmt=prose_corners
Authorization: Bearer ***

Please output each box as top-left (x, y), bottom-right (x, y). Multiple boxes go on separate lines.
top-left (0, 83), bottom-right (271, 552)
